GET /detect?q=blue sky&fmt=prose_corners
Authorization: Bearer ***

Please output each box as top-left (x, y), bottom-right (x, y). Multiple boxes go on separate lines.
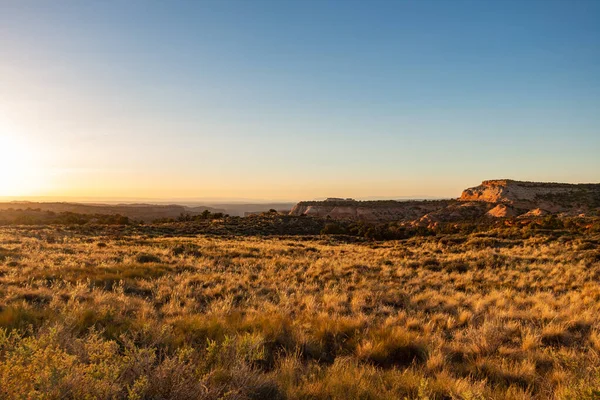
top-left (1, 0), bottom-right (599, 200)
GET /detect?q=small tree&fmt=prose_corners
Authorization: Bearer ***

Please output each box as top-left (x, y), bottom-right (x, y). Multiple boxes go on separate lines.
top-left (201, 210), bottom-right (211, 220)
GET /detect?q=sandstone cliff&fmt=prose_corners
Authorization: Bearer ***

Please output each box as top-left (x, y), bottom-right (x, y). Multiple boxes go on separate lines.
top-left (460, 180), bottom-right (600, 213)
top-left (289, 180), bottom-right (600, 225)
top-left (289, 200), bottom-right (454, 223)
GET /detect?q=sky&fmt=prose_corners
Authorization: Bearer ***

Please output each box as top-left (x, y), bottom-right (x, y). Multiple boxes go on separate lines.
top-left (1, 0), bottom-right (599, 201)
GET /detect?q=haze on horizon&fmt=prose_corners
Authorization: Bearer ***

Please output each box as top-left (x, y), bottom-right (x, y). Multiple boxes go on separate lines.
top-left (1, 0), bottom-right (599, 202)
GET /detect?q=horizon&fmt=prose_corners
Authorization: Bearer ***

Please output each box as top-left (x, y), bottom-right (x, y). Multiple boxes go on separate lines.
top-left (0, 176), bottom-right (598, 205)
top-left (2, 0), bottom-right (600, 199)
top-left (2, 2), bottom-right (600, 397)
top-left (0, 193), bottom-right (449, 205)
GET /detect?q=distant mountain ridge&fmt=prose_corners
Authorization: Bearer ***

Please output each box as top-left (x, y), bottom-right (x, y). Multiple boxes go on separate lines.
top-left (0, 201), bottom-right (297, 221)
top-left (0, 202), bottom-right (226, 222)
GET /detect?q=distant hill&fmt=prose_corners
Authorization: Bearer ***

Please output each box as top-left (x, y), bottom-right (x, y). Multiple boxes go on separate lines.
top-left (0, 202), bottom-right (226, 222)
top-left (0, 201), bottom-right (299, 222)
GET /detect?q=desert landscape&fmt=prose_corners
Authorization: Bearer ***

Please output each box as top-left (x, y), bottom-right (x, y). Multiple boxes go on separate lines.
top-left (2, 1), bottom-right (599, 398)
top-left (0, 180), bottom-right (599, 399)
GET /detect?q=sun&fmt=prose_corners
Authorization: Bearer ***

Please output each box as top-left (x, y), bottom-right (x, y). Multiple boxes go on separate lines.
top-left (0, 135), bottom-right (38, 197)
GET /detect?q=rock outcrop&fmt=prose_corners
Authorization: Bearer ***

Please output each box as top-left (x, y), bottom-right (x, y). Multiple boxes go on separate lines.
top-left (486, 204), bottom-right (517, 218)
top-left (460, 180), bottom-right (600, 213)
top-left (289, 180), bottom-right (600, 225)
top-left (289, 200), bottom-right (454, 223)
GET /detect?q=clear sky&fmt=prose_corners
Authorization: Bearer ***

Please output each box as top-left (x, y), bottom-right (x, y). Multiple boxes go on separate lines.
top-left (1, 0), bottom-right (599, 201)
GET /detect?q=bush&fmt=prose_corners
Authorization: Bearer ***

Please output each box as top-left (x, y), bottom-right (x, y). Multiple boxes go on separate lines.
top-left (0, 306), bottom-right (48, 331)
top-left (136, 253), bottom-right (162, 264)
top-left (321, 223), bottom-right (347, 235)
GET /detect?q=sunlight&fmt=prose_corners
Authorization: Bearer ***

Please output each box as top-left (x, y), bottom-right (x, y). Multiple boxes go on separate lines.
top-left (0, 135), bottom-right (38, 197)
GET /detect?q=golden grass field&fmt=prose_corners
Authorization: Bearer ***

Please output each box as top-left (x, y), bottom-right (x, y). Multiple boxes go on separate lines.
top-left (0, 226), bottom-right (599, 399)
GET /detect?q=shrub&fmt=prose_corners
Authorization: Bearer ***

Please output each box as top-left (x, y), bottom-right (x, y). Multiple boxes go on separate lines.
top-left (0, 306), bottom-right (48, 331)
top-left (321, 223), bottom-right (347, 235)
top-left (136, 253), bottom-right (162, 264)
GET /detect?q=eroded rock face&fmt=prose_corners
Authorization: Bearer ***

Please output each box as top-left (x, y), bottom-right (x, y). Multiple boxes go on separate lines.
top-left (460, 180), bottom-right (600, 212)
top-left (486, 204), bottom-right (517, 218)
top-left (518, 208), bottom-right (549, 218)
top-left (289, 200), bottom-right (454, 223)
top-left (289, 179), bottom-right (600, 225)
top-left (462, 180), bottom-right (581, 202)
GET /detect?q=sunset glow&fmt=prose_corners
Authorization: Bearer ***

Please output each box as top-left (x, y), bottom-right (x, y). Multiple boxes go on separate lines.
top-left (0, 2), bottom-right (599, 398)
top-left (1, 1), bottom-right (599, 201)
top-left (0, 135), bottom-right (40, 196)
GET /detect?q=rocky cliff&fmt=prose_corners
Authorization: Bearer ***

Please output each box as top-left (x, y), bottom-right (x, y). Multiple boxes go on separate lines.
top-left (460, 180), bottom-right (600, 214)
top-left (289, 200), bottom-right (454, 223)
top-left (289, 180), bottom-right (600, 224)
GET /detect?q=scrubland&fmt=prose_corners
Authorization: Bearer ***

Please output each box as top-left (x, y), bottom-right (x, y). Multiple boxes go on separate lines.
top-left (0, 225), bottom-right (599, 399)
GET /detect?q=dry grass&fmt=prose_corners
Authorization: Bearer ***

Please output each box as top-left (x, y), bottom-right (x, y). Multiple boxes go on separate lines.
top-left (0, 226), bottom-right (599, 399)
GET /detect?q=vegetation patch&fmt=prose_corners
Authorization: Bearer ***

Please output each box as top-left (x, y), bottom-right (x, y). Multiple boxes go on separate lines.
top-left (0, 225), bottom-right (597, 398)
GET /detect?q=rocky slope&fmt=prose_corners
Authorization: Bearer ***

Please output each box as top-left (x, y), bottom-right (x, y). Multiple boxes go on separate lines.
top-left (460, 180), bottom-right (600, 214)
top-left (289, 180), bottom-right (600, 225)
